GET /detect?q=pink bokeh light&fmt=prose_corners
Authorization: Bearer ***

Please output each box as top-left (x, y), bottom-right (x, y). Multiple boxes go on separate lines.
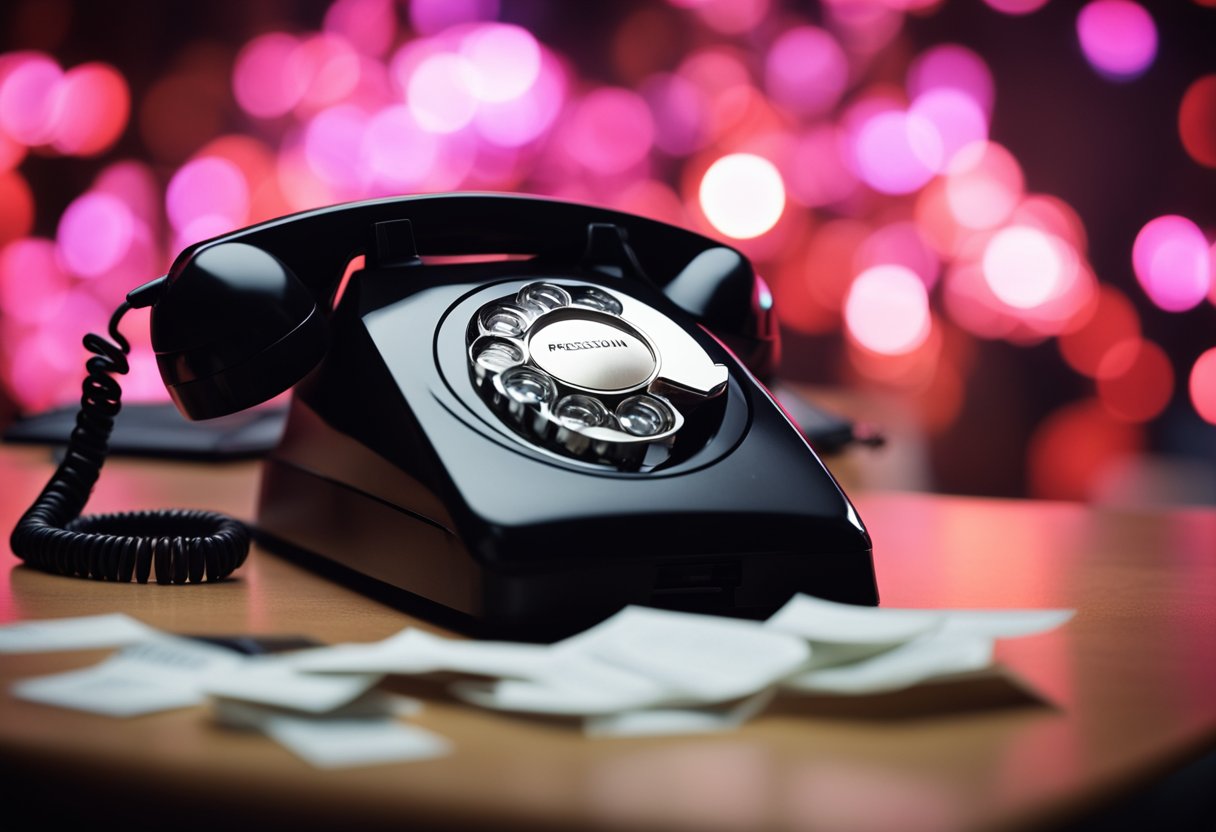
top-left (562, 87), bottom-right (654, 176)
top-left (409, 0), bottom-right (500, 36)
top-left (1076, 1), bottom-right (1157, 81)
top-left (361, 105), bottom-right (439, 191)
top-left (473, 48), bottom-right (566, 148)
top-left (851, 108), bottom-right (942, 195)
top-left (57, 192), bottom-right (136, 279)
top-left (1132, 215), bottom-right (1211, 312)
top-left (49, 63), bottom-right (129, 156)
top-left (642, 73), bottom-right (709, 158)
top-left (461, 24), bottom-right (541, 103)
top-left (785, 125), bottom-right (858, 208)
top-left (166, 156), bottom-right (250, 239)
top-left (408, 52), bottom-right (480, 133)
top-left (945, 141), bottom-right (1024, 230)
top-left (907, 44), bottom-right (994, 116)
top-left (323, 0), bottom-right (397, 57)
top-left (845, 265), bottom-right (933, 355)
top-left (764, 26), bottom-right (849, 119)
top-left (857, 222), bottom-right (941, 289)
top-left (0, 53), bottom-right (62, 146)
top-left (982, 0), bottom-right (1050, 14)
top-left (0, 238), bottom-right (71, 324)
top-left (908, 88), bottom-right (988, 170)
top-left (233, 33), bottom-right (307, 119)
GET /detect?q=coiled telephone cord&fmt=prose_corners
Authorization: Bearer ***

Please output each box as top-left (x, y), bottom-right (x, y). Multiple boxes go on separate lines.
top-left (9, 302), bottom-right (250, 584)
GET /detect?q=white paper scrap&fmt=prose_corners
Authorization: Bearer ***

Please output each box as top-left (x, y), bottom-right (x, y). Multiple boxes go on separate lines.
top-left (0, 613), bottom-right (158, 654)
top-left (452, 653), bottom-right (670, 716)
top-left (939, 609), bottom-right (1075, 638)
top-left (767, 594), bottom-right (1075, 647)
top-left (263, 716), bottom-right (451, 769)
top-left (766, 595), bottom-right (944, 644)
top-left (553, 606), bottom-right (811, 703)
top-left (212, 690), bottom-right (423, 730)
top-left (454, 606), bottom-right (811, 716)
top-left (11, 636), bottom-right (245, 717)
top-left (585, 688), bottom-right (776, 738)
top-left (289, 628), bottom-right (552, 679)
top-left (203, 655), bottom-right (381, 714)
top-left (781, 633), bottom-right (995, 695)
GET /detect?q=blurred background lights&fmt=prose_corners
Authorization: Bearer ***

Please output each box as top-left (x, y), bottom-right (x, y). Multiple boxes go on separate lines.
top-left (1178, 74), bottom-right (1216, 169)
top-left (563, 88), bottom-right (654, 176)
top-left (1191, 348), bottom-right (1216, 425)
top-left (0, 0), bottom-right (1211, 504)
top-left (982, 0), bottom-right (1050, 14)
top-left (460, 24), bottom-right (540, 103)
top-left (408, 52), bottom-right (481, 133)
top-left (1132, 215), bottom-right (1211, 312)
top-left (1076, 1), bottom-right (1157, 81)
top-left (845, 265), bottom-right (932, 355)
top-left (56, 192), bottom-right (135, 278)
top-left (982, 226), bottom-right (1074, 310)
top-left (852, 109), bottom-right (941, 195)
top-left (907, 44), bottom-right (994, 117)
top-left (763, 26), bottom-right (848, 118)
top-left (699, 153), bottom-right (785, 239)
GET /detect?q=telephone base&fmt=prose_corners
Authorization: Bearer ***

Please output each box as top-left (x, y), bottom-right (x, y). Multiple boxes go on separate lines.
top-left (255, 454), bottom-right (879, 641)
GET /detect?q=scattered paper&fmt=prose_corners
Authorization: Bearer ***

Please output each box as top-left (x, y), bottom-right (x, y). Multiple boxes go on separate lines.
top-left (212, 690), bottom-right (423, 729)
top-left (202, 655), bottom-right (382, 714)
top-left (11, 636), bottom-right (244, 717)
top-left (0, 613), bottom-right (157, 654)
top-left (781, 633), bottom-right (996, 695)
top-left (5, 595), bottom-right (1077, 744)
top-left (214, 695), bottom-right (450, 768)
top-left (767, 595), bottom-right (1074, 645)
top-left (263, 716), bottom-right (451, 769)
top-left (452, 606), bottom-right (810, 716)
top-left (585, 688), bottom-right (776, 738)
top-left (290, 627), bottom-right (551, 679)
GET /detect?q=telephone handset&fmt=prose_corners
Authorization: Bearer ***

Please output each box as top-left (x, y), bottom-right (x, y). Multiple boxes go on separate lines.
top-left (11, 193), bottom-right (876, 636)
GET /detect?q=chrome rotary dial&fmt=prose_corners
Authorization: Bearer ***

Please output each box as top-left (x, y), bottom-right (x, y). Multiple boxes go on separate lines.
top-left (467, 281), bottom-right (727, 469)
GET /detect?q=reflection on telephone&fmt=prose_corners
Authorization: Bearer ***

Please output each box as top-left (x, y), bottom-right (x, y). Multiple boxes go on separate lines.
top-left (10, 193), bottom-right (877, 636)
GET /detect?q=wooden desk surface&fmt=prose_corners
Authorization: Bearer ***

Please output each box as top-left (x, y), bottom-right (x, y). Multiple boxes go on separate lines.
top-left (1, 444), bottom-right (1214, 831)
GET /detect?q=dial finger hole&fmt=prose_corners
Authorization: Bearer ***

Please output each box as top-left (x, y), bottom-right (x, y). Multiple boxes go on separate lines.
top-left (570, 287), bottom-right (623, 315)
top-left (500, 367), bottom-right (557, 407)
top-left (480, 304), bottom-right (530, 337)
top-left (472, 337), bottom-right (524, 374)
top-left (517, 282), bottom-right (571, 314)
top-left (616, 395), bottom-right (674, 437)
top-left (555, 394), bottom-right (610, 429)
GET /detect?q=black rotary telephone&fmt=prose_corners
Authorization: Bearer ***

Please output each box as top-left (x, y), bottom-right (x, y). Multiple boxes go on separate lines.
top-left (11, 193), bottom-right (876, 636)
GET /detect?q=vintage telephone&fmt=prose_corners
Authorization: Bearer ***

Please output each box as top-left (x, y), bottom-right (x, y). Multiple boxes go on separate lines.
top-left (11, 193), bottom-right (877, 636)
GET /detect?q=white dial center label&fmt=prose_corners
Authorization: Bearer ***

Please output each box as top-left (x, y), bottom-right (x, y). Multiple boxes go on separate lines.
top-left (528, 317), bottom-right (656, 392)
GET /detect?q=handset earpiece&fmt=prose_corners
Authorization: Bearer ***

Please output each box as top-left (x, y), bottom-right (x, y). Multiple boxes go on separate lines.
top-left (663, 247), bottom-right (780, 379)
top-left (153, 242), bottom-right (330, 420)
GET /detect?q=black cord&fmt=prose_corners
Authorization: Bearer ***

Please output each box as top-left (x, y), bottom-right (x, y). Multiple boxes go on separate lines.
top-left (9, 302), bottom-right (250, 584)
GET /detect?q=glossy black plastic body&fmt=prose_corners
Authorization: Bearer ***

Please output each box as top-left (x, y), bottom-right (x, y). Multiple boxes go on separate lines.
top-left (256, 261), bottom-right (876, 638)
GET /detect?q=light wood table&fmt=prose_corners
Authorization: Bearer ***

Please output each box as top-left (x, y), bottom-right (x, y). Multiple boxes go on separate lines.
top-left (1, 444), bottom-right (1213, 831)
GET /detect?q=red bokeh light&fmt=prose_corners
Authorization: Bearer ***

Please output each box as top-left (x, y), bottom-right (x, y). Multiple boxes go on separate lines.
top-left (1058, 286), bottom-right (1141, 377)
top-left (1028, 398), bottom-right (1144, 502)
top-left (1190, 348), bottom-right (1216, 425)
top-left (1096, 339), bottom-right (1174, 422)
top-left (1178, 74), bottom-right (1216, 169)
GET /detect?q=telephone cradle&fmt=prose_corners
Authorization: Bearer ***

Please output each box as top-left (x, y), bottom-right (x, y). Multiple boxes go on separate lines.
top-left (11, 193), bottom-right (877, 639)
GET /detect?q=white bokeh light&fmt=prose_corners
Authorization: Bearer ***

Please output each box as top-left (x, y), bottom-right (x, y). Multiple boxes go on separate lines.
top-left (698, 153), bottom-right (786, 239)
